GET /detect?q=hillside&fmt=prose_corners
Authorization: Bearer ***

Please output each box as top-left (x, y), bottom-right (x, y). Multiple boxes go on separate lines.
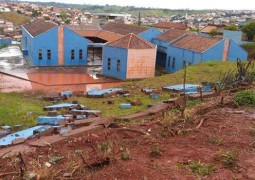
top-left (0, 12), bottom-right (30, 25)
top-left (0, 61), bottom-right (238, 128)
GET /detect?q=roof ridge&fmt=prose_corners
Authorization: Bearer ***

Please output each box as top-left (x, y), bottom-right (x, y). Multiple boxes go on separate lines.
top-left (127, 33), bottom-right (133, 48)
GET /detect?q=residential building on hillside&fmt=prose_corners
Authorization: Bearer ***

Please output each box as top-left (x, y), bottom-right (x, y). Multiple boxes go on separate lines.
top-left (102, 33), bottom-right (157, 80)
top-left (153, 29), bottom-right (248, 73)
top-left (21, 19), bottom-right (90, 66)
top-left (152, 22), bottom-right (188, 32)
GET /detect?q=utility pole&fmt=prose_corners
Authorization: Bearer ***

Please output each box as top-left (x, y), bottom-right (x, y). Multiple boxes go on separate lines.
top-left (138, 12), bottom-right (141, 26)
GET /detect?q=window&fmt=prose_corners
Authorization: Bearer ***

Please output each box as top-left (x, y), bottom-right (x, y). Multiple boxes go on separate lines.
top-left (168, 57), bottom-right (171, 67)
top-left (71, 49), bottom-right (75, 60)
top-left (172, 58), bottom-right (175, 68)
top-left (79, 49), bottom-right (83, 60)
top-left (38, 49), bottom-right (42, 60)
top-left (107, 58), bottom-right (111, 70)
top-left (47, 50), bottom-right (51, 60)
top-left (117, 59), bottom-right (120, 72)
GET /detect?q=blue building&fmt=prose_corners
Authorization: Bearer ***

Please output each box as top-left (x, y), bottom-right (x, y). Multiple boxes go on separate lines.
top-left (21, 19), bottom-right (90, 66)
top-left (0, 38), bottom-right (12, 47)
top-left (153, 29), bottom-right (248, 73)
top-left (102, 33), bottom-right (157, 80)
top-left (223, 30), bottom-right (255, 45)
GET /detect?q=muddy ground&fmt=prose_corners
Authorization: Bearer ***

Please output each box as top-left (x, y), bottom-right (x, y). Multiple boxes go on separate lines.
top-left (1, 95), bottom-right (255, 179)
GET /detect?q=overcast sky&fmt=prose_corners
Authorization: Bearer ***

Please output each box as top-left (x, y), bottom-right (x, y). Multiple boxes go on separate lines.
top-left (29, 0), bottom-right (255, 10)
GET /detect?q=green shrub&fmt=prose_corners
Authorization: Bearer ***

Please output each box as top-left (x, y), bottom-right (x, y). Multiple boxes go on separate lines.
top-left (233, 91), bottom-right (255, 107)
top-left (150, 146), bottom-right (162, 157)
top-left (217, 150), bottom-right (238, 168)
top-left (188, 161), bottom-right (214, 176)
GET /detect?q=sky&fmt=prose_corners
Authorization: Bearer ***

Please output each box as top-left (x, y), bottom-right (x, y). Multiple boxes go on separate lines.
top-left (27, 0), bottom-right (255, 10)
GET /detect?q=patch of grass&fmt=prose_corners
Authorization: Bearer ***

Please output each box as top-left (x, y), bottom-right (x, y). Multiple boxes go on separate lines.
top-left (207, 137), bottom-right (225, 145)
top-left (126, 61), bottom-right (237, 89)
top-left (217, 150), bottom-right (238, 168)
top-left (121, 150), bottom-right (131, 160)
top-left (97, 141), bottom-right (113, 153)
top-left (159, 127), bottom-right (169, 137)
top-left (0, 12), bottom-right (30, 25)
top-left (0, 92), bottom-right (48, 128)
top-left (150, 146), bottom-right (162, 157)
top-left (187, 99), bottom-right (202, 108)
top-left (187, 161), bottom-right (214, 177)
top-left (48, 156), bottom-right (64, 164)
top-left (233, 91), bottom-right (255, 107)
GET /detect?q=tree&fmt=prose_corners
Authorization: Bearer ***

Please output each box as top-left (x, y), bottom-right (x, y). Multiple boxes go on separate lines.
top-left (242, 21), bottom-right (255, 41)
top-left (225, 24), bottom-right (238, 31)
top-left (32, 10), bottom-right (41, 17)
top-left (209, 29), bottom-right (218, 37)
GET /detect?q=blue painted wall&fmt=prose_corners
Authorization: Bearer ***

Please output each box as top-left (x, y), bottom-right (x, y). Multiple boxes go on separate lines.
top-left (21, 26), bottom-right (58, 66)
top-left (102, 46), bottom-right (128, 80)
top-left (139, 28), bottom-right (162, 43)
top-left (227, 39), bottom-right (248, 61)
top-left (223, 30), bottom-right (254, 45)
top-left (32, 27), bottom-right (58, 66)
top-left (202, 40), bottom-right (225, 61)
top-left (63, 27), bottom-right (90, 66)
top-left (0, 38), bottom-right (11, 46)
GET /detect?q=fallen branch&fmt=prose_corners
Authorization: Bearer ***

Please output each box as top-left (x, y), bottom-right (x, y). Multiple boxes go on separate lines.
top-left (196, 119), bottom-right (204, 129)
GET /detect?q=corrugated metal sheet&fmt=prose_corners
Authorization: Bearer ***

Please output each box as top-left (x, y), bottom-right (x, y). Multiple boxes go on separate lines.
top-left (0, 126), bottom-right (51, 146)
top-left (38, 116), bottom-right (65, 125)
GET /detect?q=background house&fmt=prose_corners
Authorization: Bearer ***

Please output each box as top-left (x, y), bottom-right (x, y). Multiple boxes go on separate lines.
top-left (102, 33), bottom-right (157, 80)
top-left (153, 29), bottom-right (248, 73)
top-left (223, 30), bottom-right (255, 45)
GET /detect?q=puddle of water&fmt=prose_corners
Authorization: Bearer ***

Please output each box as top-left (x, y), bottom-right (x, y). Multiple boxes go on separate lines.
top-left (0, 46), bottom-right (123, 93)
top-left (0, 73), bottom-right (122, 93)
top-left (0, 46), bottom-right (23, 58)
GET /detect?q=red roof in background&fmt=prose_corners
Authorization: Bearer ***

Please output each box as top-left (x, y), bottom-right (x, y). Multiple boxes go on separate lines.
top-left (22, 19), bottom-right (57, 37)
top-left (75, 30), bottom-right (123, 42)
top-left (172, 34), bottom-right (222, 52)
top-left (102, 22), bottom-right (149, 35)
top-left (106, 33), bottom-right (156, 49)
top-left (153, 22), bottom-right (187, 30)
top-left (155, 29), bottom-right (189, 43)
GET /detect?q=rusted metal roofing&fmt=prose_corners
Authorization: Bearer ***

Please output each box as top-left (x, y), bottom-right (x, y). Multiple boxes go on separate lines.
top-left (102, 22), bottom-right (149, 35)
top-left (172, 34), bottom-right (222, 53)
top-left (155, 29), bottom-right (189, 43)
top-left (153, 22), bottom-right (187, 30)
top-left (106, 33), bottom-right (155, 49)
top-left (74, 30), bottom-right (123, 42)
top-left (22, 19), bottom-right (57, 37)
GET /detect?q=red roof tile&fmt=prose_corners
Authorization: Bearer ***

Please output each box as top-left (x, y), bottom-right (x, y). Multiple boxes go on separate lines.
top-left (102, 22), bottom-right (149, 35)
top-left (22, 19), bottom-right (57, 37)
top-left (153, 22), bottom-right (187, 30)
top-left (172, 34), bottom-right (222, 53)
top-left (106, 33), bottom-right (155, 49)
top-left (155, 29), bottom-right (189, 43)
